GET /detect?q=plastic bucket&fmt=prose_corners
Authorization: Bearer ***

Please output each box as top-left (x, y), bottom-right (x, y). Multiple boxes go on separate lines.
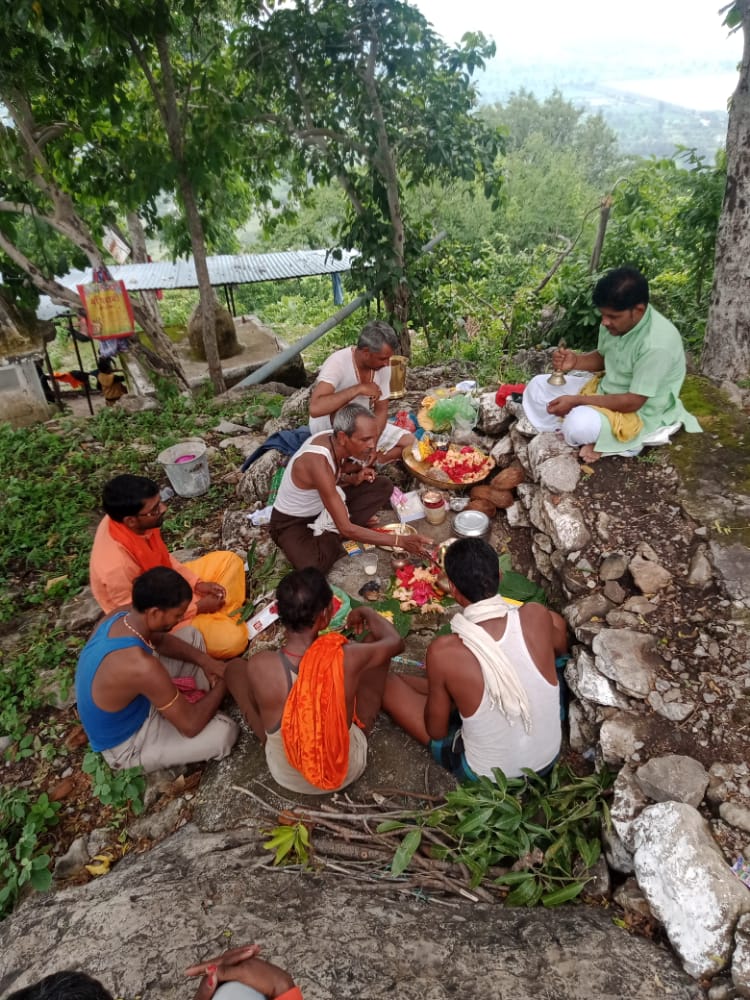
top-left (157, 439), bottom-right (211, 497)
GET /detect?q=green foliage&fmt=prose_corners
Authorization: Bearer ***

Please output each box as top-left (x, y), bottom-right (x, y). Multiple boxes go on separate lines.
top-left (237, 541), bottom-right (286, 622)
top-left (545, 259), bottom-right (603, 351)
top-left (237, 0), bottom-right (504, 328)
top-left (481, 88), bottom-right (622, 189)
top-left (593, 150), bottom-right (725, 353)
top-left (0, 422), bottom-right (101, 592)
top-left (82, 752), bottom-right (145, 816)
top-left (0, 385), bottom-right (247, 622)
top-left (0, 788), bottom-right (60, 918)
top-left (409, 236), bottom-right (567, 380)
top-left (262, 822), bottom-right (311, 866)
top-left (377, 764), bottom-right (613, 905)
top-left (474, 90), bottom-right (621, 255)
top-left (0, 632), bottom-right (79, 740)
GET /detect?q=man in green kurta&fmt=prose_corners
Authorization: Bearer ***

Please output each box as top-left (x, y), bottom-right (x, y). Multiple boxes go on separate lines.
top-left (522, 266), bottom-right (702, 462)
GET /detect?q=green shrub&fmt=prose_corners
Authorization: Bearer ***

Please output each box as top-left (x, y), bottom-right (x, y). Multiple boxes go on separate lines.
top-left (0, 788), bottom-right (60, 918)
top-left (380, 764), bottom-right (613, 905)
top-left (82, 752), bottom-right (145, 816)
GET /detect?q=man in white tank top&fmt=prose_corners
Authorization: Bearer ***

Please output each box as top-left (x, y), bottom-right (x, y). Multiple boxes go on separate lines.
top-left (382, 538), bottom-right (568, 780)
top-left (308, 320), bottom-right (415, 464)
top-left (270, 404), bottom-right (430, 573)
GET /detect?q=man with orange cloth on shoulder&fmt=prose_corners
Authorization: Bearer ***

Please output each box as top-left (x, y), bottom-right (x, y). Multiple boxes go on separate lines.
top-left (225, 567), bottom-right (404, 794)
top-left (89, 473), bottom-right (247, 659)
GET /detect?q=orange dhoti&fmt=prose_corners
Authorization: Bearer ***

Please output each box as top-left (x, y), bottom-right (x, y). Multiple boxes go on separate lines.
top-left (181, 550), bottom-right (248, 659)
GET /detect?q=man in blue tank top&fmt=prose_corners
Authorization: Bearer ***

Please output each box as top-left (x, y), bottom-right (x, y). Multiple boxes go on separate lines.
top-left (75, 567), bottom-right (240, 772)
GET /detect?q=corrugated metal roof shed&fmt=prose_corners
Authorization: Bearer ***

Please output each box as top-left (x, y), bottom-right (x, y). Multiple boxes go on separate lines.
top-left (35, 248), bottom-right (357, 320)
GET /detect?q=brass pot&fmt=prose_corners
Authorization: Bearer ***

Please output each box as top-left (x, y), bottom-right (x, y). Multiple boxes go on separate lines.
top-left (389, 355), bottom-right (407, 399)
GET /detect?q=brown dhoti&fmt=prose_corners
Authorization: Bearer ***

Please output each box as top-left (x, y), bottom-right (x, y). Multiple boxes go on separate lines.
top-left (270, 476), bottom-right (393, 572)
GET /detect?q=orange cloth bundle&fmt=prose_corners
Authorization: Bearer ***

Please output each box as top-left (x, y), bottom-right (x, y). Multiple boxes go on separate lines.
top-left (281, 633), bottom-right (349, 790)
top-left (107, 518), bottom-right (172, 572)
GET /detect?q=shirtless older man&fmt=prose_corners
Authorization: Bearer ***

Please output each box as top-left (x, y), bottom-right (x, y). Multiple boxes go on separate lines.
top-left (384, 538), bottom-right (568, 781)
top-left (270, 403), bottom-right (430, 573)
top-left (309, 320), bottom-right (414, 464)
top-left (226, 567), bottom-right (404, 794)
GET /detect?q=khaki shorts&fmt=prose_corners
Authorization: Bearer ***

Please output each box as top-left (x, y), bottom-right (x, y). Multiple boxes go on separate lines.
top-left (265, 724), bottom-right (367, 795)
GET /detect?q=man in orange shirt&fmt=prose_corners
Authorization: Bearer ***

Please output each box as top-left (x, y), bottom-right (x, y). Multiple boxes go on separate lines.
top-left (89, 474), bottom-right (247, 659)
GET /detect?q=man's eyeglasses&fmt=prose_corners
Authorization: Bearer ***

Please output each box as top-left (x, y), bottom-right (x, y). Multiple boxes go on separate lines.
top-left (137, 500), bottom-right (165, 518)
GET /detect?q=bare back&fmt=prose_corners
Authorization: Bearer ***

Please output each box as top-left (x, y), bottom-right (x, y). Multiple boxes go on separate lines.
top-left (426, 603), bottom-right (559, 722)
top-left (247, 640), bottom-right (391, 733)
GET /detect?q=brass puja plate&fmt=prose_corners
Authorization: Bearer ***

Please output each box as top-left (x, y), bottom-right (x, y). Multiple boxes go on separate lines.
top-left (374, 522), bottom-right (417, 551)
top-left (402, 444), bottom-right (494, 490)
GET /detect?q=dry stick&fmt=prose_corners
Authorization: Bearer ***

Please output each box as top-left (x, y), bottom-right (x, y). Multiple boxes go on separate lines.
top-left (313, 835), bottom-right (472, 880)
top-left (370, 786), bottom-right (446, 804)
top-left (232, 785), bottom-right (424, 825)
top-left (234, 786), bottom-right (493, 898)
top-left (302, 861), bottom-right (466, 909)
top-left (317, 866), bottom-right (463, 908)
top-left (313, 837), bottom-right (392, 863)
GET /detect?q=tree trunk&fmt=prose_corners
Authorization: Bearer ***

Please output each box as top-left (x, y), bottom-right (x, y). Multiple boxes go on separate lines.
top-left (153, 33), bottom-right (225, 394)
top-left (125, 212), bottom-right (188, 386)
top-left (385, 282), bottom-right (411, 357)
top-left (178, 177), bottom-right (224, 391)
top-left (702, 1), bottom-right (750, 382)
top-left (1, 92), bottom-right (188, 387)
top-left (360, 27), bottom-right (411, 357)
top-left (589, 195), bottom-right (612, 273)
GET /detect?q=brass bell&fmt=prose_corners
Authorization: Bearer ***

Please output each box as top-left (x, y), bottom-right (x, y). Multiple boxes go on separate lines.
top-left (547, 338), bottom-right (568, 386)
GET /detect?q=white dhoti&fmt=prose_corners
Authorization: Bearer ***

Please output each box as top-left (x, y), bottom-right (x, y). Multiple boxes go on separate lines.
top-left (378, 421), bottom-right (411, 453)
top-left (522, 373), bottom-right (603, 446)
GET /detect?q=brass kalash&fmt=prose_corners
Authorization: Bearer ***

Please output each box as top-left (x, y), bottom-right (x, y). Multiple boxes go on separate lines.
top-left (389, 355), bottom-right (407, 399)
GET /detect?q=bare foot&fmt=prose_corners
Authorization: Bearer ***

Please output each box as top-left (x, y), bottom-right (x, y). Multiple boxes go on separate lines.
top-left (579, 444), bottom-right (602, 463)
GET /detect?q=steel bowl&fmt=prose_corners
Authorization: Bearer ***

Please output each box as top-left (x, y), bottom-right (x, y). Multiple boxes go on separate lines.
top-left (453, 509), bottom-right (491, 542)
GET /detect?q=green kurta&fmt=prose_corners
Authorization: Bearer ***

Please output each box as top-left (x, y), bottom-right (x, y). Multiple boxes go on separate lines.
top-left (594, 304), bottom-right (702, 454)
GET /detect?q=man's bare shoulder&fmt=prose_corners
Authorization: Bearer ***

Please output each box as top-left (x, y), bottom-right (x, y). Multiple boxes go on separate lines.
top-left (429, 633), bottom-right (462, 651)
top-left (247, 648), bottom-right (283, 672)
top-left (294, 447), bottom-right (334, 478)
top-left (427, 633), bottom-right (465, 665)
top-left (518, 602), bottom-right (551, 624)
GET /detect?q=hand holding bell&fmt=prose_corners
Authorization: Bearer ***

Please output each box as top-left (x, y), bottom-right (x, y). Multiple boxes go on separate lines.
top-left (547, 339), bottom-right (568, 386)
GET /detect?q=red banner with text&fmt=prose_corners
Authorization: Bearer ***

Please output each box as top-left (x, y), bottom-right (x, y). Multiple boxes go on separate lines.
top-left (76, 280), bottom-right (135, 339)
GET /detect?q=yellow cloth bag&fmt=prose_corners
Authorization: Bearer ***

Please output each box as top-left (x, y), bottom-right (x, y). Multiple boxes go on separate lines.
top-left (183, 551), bottom-right (248, 659)
top-left (580, 374), bottom-right (643, 443)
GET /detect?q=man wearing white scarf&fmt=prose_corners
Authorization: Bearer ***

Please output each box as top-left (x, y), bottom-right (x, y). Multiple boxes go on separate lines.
top-left (384, 538), bottom-right (567, 780)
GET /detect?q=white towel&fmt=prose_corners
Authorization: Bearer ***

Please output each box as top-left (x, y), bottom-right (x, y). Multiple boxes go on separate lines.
top-left (451, 595), bottom-right (532, 732)
top-left (307, 486), bottom-right (348, 536)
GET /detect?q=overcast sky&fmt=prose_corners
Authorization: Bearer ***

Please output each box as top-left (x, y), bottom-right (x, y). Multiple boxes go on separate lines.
top-left (411, 0), bottom-right (742, 62)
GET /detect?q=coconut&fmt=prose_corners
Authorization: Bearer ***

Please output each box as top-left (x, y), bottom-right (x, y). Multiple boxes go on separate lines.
top-left (467, 498), bottom-right (497, 518)
top-left (492, 461), bottom-right (525, 490)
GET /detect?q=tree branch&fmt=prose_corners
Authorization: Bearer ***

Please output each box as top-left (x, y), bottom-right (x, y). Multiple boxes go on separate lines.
top-left (0, 229), bottom-right (81, 307)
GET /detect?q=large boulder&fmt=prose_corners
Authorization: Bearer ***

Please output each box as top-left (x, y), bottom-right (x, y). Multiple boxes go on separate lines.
top-left (0, 824), bottom-right (701, 1000)
top-left (187, 297), bottom-right (240, 360)
top-left (632, 801), bottom-right (750, 979)
top-left (236, 449), bottom-right (285, 505)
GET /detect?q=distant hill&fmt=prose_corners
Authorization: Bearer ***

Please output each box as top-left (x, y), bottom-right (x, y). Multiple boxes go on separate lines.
top-left (477, 60), bottom-right (733, 161)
